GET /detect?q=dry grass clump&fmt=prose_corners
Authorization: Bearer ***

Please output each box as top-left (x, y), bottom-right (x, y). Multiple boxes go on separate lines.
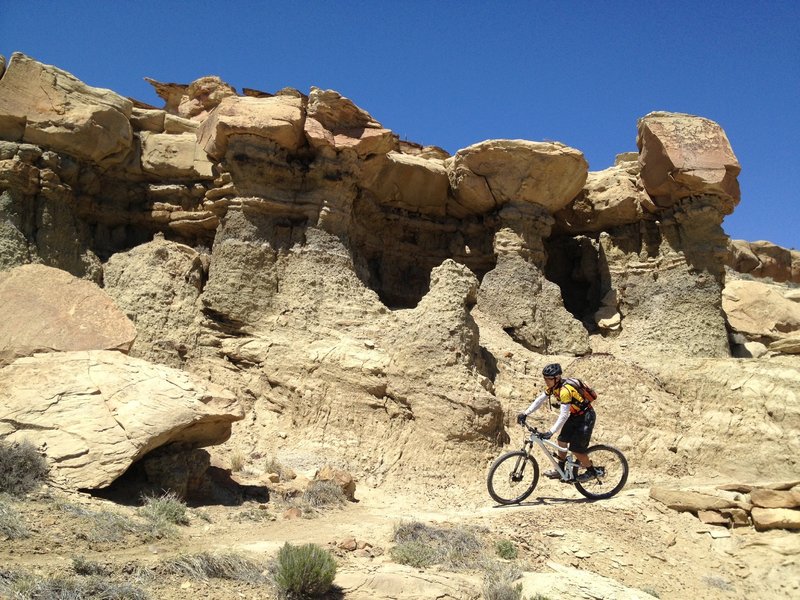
top-left (137, 491), bottom-right (189, 538)
top-left (0, 568), bottom-right (149, 600)
top-left (390, 521), bottom-right (485, 570)
top-left (482, 561), bottom-right (523, 600)
top-left (0, 439), bottom-right (49, 496)
top-left (301, 480), bottom-right (347, 509)
top-left (230, 450), bottom-right (246, 472)
top-left (56, 501), bottom-right (142, 543)
top-left (54, 493), bottom-right (188, 544)
top-left (71, 556), bottom-right (109, 576)
top-left (269, 542), bottom-right (337, 599)
top-left (264, 456), bottom-right (294, 481)
top-left (0, 497), bottom-right (30, 539)
top-left (159, 551), bottom-right (266, 583)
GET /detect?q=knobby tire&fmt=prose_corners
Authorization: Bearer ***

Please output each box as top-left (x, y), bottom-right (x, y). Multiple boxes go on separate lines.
top-left (573, 444), bottom-right (629, 500)
top-left (487, 450), bottom-right (539, 505)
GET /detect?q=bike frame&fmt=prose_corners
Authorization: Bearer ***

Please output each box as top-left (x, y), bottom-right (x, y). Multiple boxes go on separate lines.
top-left (522, 425), bottom-right (580, 481)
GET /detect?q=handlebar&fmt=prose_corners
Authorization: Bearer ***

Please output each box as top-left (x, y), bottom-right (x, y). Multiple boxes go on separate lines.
top-left (520, 420), bottom-right (548, 439)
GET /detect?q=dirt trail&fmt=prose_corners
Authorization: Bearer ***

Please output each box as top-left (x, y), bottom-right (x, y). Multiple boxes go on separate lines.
top-left (2, 473), bottom-right (798, 600)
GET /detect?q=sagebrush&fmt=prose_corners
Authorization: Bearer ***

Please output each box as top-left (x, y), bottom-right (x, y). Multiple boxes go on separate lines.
top-left (160, 551), bottom-right (265, 582)
top-left (391, 521), bottom-right (485, 570)
top-left (0, 439), bottom-right (49, 496)
top-left (270, 542), bottom-right (337, 598)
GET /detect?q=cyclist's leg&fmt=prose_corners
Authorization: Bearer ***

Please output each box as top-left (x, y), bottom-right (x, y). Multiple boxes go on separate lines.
top-left (571, 410), bottom-right (596, 468)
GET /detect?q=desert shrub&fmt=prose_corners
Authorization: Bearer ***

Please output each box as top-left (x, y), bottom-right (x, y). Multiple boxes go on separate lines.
top-left (495, 539), bottom-right (518, 560)
top-left (160, 551), bottom-right (265, 582)
top-left (482, 562), bottom-right (523, 600)
top-left (265, 456), bottom-right (293, 481)
top-left (389, 540), bottom-right (437, 568)
top-left (391, 521), bottom-right (485, 571)
top-left (138, 491), bottom-right (188, 538)
top-left (0, 439), bottom-right (49, 496)
top-left (0, 498), bottom-right (30, 539)
top-left (270, 542), bottom-right (337, 598)
top-left (233, 506), bottom-right (275, 523)
top-left (56, 501), bottom-right (141, 543)
top-left (72, 556), bottom-right (108, 576)
top-left (301, 480), bottom-right (346, 509)
top-left (230, 451), bottom-right (246, 472)
top-left (0, 570), bottom-right (149, 600)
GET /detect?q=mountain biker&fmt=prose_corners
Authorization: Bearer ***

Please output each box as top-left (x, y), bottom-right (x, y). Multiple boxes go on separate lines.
top-left (516, 363), bottom-right (598, 482)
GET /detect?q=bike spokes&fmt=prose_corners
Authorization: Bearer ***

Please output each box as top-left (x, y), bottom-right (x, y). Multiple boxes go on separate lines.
top-left (487, 451), bottom-right (540, 505)
top-left (573, 445), bottom-right (628, 500)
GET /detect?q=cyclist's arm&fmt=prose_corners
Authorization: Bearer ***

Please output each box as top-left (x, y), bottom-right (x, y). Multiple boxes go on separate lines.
top-left (549, 403), bottom-right (570, 435)
top-left (520, 392), bottom-right (547, 416)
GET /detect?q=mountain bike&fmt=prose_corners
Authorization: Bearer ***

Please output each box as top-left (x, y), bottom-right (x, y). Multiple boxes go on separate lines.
top-left (487, 422), bottom-right (628, 503)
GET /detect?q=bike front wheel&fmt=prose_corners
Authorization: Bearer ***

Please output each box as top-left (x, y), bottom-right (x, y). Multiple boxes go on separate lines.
top-left (574, 444), bottom-right (629, 500)
top-left (487, 451), bottom-right (539, 505)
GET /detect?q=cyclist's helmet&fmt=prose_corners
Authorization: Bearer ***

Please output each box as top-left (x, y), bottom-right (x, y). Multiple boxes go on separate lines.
top-left (542, 363), bottom-right (562, 377)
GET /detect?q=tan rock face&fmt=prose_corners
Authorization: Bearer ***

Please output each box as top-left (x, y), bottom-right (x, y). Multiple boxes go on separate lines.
top-left (449, 139), bottom-right (588, 215)
top-left (197, 95), bottom-right (306, 160)
top-left (726, 240), bottom-right (800, 284)
top-left (637, 111), bottom-right (740, 209)
top-left (723, 279), bottom-right (800, 343)
top-left (103, 236), bottom-right (206, 366)
top-left (145, 75), bottom-right (237, 120)
top-left (359, 152), bottom-right (449, 217)
top-left (751, 507), bottom-right (800, 531)
top-left (139, 131), bottom-right (214, 179)
top-left (0, 350), bottom-right (243, 489)
top-left (0, 53), bottom-right (133, 166)
top-left (305, 87), bottom-right (396, 156)
top-left (750, 488), bottom-right (800, 509)
top-left (0, 264), bottom-right (136, 364)
top-left (555, 159), bottom-right (655, 233)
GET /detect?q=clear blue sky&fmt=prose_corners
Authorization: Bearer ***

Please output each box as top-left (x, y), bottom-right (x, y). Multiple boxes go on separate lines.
top-left (2, 1), bottom-right (798, 249)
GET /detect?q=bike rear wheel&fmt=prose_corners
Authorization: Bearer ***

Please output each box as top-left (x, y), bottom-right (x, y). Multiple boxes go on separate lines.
top-left (574, 444), bottom-right (628, 500)
top-left (487, 451), bottom-right (539, 504)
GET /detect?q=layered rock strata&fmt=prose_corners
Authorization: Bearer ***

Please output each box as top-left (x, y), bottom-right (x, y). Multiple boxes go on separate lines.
top-left (4, 52), bottom-right (796, 488)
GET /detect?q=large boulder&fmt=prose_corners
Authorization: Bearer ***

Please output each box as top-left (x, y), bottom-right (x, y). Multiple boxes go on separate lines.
top-left (305, 87), bottom-right (396, 157)
top-left (448, 139), bottom-right (588, 216)
top-left (722, 279), bottom-right (800, 344)
top-left (0, 53), bottom-right (133, 166)
top-left (0, 350), bottom-right (243, 489)
top-left (359, 151), bottom-right (449, 216)
top-left (637, 111), bottom-right (740, 209)
top-left (726, 240), bottom-right (800, 284)
top-left (0, 264), bottom-right (136, 365)
top-left (196, 94), bottom-right (306, 160)
top-left (554, 156), bottom-right (656, 233)
top-left (139, 131), bottom-right (213, 179)
top-left (103, 236), bottom-right (206, 366)
top-left (145, 75), bottom-right (238, 121)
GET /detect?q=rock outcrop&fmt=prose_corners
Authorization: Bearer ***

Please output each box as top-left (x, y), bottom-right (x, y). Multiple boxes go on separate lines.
top-left (0, 350), bottom-right (243, 489)
top-left (1, 52), bottom-right (798, 494)
top-left (0, 264), bottom-right (136, 365)
top-left (723, 279), bottom-right (800, 346)
top-left (651, 481), bottom-right (800, 531)
top-left (726, 238), bottom-right (800, 284)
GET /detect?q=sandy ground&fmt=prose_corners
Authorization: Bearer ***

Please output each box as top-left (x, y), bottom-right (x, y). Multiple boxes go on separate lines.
top-left (2, 468), bottom-right (798, 600)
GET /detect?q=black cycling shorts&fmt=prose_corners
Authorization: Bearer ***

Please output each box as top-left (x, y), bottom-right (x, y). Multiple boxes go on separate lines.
top-left (557, 408), bottom-right (595, 453)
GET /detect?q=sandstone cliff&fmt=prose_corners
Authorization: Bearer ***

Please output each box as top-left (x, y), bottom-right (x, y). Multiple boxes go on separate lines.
top-left (0, 52), bottom-right (798, 493)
